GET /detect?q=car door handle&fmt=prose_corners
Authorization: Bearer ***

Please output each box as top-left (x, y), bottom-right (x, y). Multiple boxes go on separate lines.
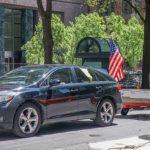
top-left (96, 86), bottom-right (102, 90)
top-left (70, 89), bottom-right (79, 93)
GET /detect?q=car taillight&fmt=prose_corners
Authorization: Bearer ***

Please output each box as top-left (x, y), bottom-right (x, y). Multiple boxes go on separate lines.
top-left (117, 83), bottom-right (121, 90)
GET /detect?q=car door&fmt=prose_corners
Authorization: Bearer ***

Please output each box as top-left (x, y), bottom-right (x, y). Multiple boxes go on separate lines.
top-left (46, 67), bottom-right (78, 120)
top-left (94, 70), bottom-right (114, 96)
top-left (73, 67), bottom-right (98, 118)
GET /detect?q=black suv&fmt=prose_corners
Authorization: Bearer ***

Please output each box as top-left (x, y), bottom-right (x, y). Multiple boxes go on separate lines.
top-left (0, 65), bottom-right (122, 137)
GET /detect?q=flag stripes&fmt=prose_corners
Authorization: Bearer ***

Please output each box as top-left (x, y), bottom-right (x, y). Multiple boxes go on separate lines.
top-left (108, 37), bottom-right (125, 81)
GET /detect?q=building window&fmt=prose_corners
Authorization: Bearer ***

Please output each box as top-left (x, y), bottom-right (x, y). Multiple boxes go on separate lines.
top-left (4, 8), bottom-right (23, 71)
top-left (53, 11), bottom-right (64, 23)
top-left (4, 8), bottom-right (22, 52)
top-left (99, 2), bottom-right (114, 16)
top-left (135, 0), bottom-right (141, 7)
top-left (122, 1), bottom-right (132, 14)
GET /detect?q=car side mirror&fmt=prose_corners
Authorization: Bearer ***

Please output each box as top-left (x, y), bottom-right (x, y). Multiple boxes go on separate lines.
top-left (49, 79), bottom-right (61, 86)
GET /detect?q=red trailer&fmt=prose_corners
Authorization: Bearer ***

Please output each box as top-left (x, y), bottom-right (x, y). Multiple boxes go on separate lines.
top-left (121, 89), bottom-right (150, 115)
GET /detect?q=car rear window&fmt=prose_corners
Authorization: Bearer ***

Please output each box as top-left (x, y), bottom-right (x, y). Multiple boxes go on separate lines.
top-left (94, 71), bottom-right (107, 81)
top-left (74, 68), bottom-right (90, 83)
top-left (87, 69), bottom-right (97, 81)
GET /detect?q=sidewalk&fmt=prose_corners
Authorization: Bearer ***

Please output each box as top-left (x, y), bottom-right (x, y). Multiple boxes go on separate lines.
top-left (88, 136), bottom-right (150, 150)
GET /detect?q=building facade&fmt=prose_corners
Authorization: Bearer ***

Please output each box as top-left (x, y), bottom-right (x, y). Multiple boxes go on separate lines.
top-left (0, 0), bottom-right (88, 74)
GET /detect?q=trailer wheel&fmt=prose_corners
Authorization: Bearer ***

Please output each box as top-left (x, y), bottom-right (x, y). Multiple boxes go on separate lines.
top-left (121, 108), bottom-right (129, 116)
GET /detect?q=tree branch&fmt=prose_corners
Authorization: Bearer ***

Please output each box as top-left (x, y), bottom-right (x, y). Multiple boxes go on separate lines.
top-left (37, 0), bottom-right (45, 17)
top-left (124, 0), bottom-right (145, 23)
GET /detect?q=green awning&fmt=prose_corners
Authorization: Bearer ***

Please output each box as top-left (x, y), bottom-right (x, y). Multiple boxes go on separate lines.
top-left (75, 37), bottom-right (110, 58)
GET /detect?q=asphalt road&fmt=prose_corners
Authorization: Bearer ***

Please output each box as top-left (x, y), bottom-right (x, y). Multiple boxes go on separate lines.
top-left (1, 109), bottom-right (150, 150)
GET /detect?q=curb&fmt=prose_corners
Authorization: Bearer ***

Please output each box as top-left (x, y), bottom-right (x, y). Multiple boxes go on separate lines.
top-left (88, 136), bottom-right (150, 150)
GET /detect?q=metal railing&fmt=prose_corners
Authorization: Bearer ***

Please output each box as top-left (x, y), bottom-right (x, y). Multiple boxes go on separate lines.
top-left (119, 70), bottom-right (142, 89)
top-left (0, 63), bottom-right (27, 75)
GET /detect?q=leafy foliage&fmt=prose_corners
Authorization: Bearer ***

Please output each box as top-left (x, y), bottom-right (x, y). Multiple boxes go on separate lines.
top-left (64, 12), bottom-right (107, 65)
top-left (22, 12), bottom-right (107, 65)
top-left (22, 12), bottom-right (144, 67)
top-left (85, 0), bottom-right (118, 14)
top-left (106, 13), bottom-right (144, 67)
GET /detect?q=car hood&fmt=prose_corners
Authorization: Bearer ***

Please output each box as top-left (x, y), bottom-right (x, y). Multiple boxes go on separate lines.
top-left (0, 84), bottom-right (20, 91)
top-left (0, 84), bottom-right (40, 100)
top-left (0, 84), bottom-right (35, 93)
top-left (0, 85), bottom-right (20, 96)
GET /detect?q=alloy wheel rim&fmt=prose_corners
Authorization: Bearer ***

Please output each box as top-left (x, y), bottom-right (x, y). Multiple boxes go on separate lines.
top-left (19, 107), bottom-right (39, 134)
top-left (100, 102), bottom-right (113, 124)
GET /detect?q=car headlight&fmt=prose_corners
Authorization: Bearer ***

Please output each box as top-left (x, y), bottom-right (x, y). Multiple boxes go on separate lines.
top-left (0, 95), bottom-right (14, 102)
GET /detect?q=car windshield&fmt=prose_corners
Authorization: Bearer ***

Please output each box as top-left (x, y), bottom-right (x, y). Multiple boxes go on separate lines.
top-left (0, 67), bottom-right (51, 85)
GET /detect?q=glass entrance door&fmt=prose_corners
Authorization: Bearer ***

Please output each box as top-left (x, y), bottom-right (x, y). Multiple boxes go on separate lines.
top-left (4, 8), bottom-right (23, 71)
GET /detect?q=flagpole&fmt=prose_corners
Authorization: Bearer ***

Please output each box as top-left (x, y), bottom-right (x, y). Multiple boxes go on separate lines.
top-left (111, 32), bottom-right (113, 39)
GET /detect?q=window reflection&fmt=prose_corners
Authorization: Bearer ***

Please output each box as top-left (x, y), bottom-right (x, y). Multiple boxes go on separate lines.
top-left (4, 8), bottom-right (22, 51)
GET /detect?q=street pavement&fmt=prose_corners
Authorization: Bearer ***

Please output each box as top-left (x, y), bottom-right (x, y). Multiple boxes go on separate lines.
top-left (1, 109), bottom-right (150, 150)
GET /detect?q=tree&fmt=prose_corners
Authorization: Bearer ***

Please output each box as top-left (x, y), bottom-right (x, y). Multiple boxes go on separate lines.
top-left (22, 15), bottom-right (65, 65)
top-left (37, 0), bottom-right (53, 64)
top-left (86, 0), bottom-right (150, 89)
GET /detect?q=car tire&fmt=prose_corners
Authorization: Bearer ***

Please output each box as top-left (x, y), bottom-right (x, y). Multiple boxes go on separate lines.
top-left (121, 108), bottom-right (129, 116)
top-left (13, 103), bottom-right (41, 138)
top-left (94, 99), bottom-right (115, 127)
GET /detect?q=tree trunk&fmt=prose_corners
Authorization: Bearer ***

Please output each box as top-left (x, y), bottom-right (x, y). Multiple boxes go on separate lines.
top-left (142, 0), bottom-right (150, 89)
top-left (37, 0), bottom-right (53, 64)
top-left (42, 18), bottom-right (53, 64)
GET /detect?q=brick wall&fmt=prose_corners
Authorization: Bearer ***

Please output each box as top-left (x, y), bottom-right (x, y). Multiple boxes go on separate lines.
top-left (52, 0), bottom-right (88, 25)
top-left (88, 5), bottom-right (97, 13)
top-left (114, 1), bottom-right (122, 15)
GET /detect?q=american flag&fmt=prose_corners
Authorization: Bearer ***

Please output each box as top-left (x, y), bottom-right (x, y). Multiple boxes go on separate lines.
top-left (108, 37), bottom-right (125, 81)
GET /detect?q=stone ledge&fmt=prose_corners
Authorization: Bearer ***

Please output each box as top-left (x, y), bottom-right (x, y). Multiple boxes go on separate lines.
top-left (88, 136), bottom-right (150, 150)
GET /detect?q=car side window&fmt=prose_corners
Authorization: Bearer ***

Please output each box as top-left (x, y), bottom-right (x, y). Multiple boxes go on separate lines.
top-left (41, 79), bottom-right (49, 86)
top-left (40, 68), bottom-right (73, 86)
top-left (95, 71), bottom-right (106, 81)
top-left (88, 69), bottom-right (97, 81)
top-left (74, 68), bottom-right (90, 83)
top-left (50, 68), bottom-right (73, 85)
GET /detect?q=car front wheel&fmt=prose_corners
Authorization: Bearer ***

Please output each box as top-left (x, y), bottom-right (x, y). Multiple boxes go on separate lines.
top-left (94, 99), bottom-right (115, 127)
top-left (13, 103), bottom-right (41, 138)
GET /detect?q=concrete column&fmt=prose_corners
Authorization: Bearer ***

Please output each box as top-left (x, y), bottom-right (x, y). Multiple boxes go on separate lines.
top-left (0, 5), bottom-right (5, 75)
top-left (22, 9), bottom-right (33, 44)
top-left (21, 9), bottom-right (33, 64)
